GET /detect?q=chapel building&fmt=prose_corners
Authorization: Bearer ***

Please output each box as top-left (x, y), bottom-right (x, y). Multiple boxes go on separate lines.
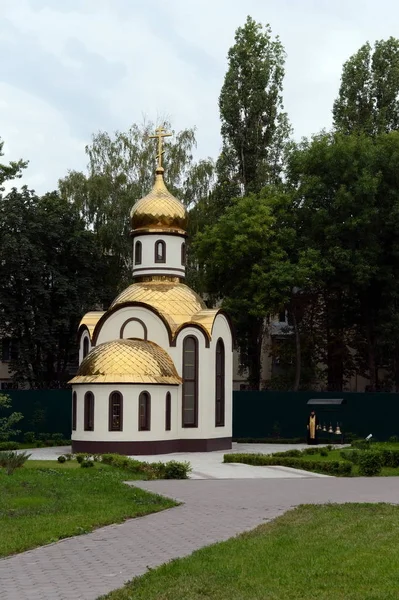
top-left (69, 127), bottom-right (233, 455)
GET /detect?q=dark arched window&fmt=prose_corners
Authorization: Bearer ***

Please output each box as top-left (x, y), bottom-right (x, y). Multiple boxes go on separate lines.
top-left (139, 391), bottom-right (151, 431)
top-left (83, 337), bottom-right (89, 359)
top-left (181, 242), bottom-right (186, 266)
top-left (134, 240), bottom-right (142, 265)
top-left (165, 392), bottom-right (171, 431)
top-left (215, 339), bottom-right (225, 427)
top-left (182, 336), bottom-right (198, 427)
top-left (155, 240), bottom-right (166, 263)
top-left (84, 391), bottom-right (95, 431)
top-left (72, 391), bottom-right (77, 431)
top-left (109, 391), bottom-right (123, 431)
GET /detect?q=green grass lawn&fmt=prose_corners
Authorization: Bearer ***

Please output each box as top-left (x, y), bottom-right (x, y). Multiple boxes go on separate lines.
top-left (100, 504), bottom-right (399, 600)
top-left (0, 460), bottom-right (176, 557)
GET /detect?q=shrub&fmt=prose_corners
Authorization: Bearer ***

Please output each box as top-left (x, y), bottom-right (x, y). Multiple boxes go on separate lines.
top-left (0, 441), bottom-right (20, 451)
top-left (57, 455), bottom-right (66, 463)
top-left (81, 460), bottom-right (94, 468)
top-left (319, 448), bottom-right (328, 457)
top-left (157, 460), bottom-right (192, 479)
top-left (351, 440), bottom-right (372, 450)
top-left (24, 432), bottom-right (36, 444)
top-left (388, 435), bottom-right (399, 443)
top-left (378, 448), bottom-right (399, 468)
top-left (35, 441), bottom-right (45, 448)
top-left (302, 448), bottom-right (320, 455)
top-left (64, 453), bottom-right (73, 461)
top-left (224, 453), bottom-right (352, 476)
top-left (340, 449), bottom-right (361, 464)
top-left (272, 449), bottom-right (302, 457)
top-left (358, 452), bottom-right (383, 476)
top-left (51, 433), bottom-right (64, 442)
top-left (0, 451), bottom-right (31, 475)
top-left (76, 454), bottom-right (85, 464)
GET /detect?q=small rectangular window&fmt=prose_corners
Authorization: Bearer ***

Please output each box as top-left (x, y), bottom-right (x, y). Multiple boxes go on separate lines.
top-left (72, 392), bottom-right (77, 431)
top-left (84, 392), bottom-right (95, 431)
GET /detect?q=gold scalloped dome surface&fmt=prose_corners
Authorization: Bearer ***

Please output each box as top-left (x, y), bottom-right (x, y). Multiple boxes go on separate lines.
top-left (69, 339), bottom-right (181, 385)
top-left (130, 171), bottom-right (187, 233)
top-left (110, 281), bottom-right (206, 333)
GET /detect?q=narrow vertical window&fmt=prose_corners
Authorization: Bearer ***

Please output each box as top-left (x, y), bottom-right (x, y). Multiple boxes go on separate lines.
top-left (182, 336), bottom-right (198, 427)
top-left (135, 240), bottom-right (142, 265)
top-left (72, 391), bottom-right (77, 431)
top-left (84, 391), bottom-right (95, 431)
top-left (155, 240), bottom-right (166, 263)
top-left (165, 392), bottom-right (171, 431)
top-left (109, 391), bottom-right (123, 431)
top-left (139, 391), bottom-right (151, 431)
top-left (83, 337), bottom-right (89, 359)
top-left (181, 242), bottom-right (186, 266)
top-left (215, 339), bottom-right (225, 427)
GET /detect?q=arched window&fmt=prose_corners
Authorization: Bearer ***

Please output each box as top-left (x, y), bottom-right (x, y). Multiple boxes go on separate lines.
top-left (134, 241), bottom-right (142, 265)
top-left (155, 240), bottom-right (166, 263)
top-left (182, 336), bottom-right (198, 427)
top-left (83, 337), bottom-right (89, 359)
top-left (109, 391), bottom-right (123, 431)
top-left (165, 392), bottom-right (171, 431)
top-left (72, 391), bottom-right (77, 431)
top-left (84, 391), bottom-right (95, 431)
top-left (181, 242), bottom-right (186, 266)
top-left (215, 339), bottom-right (225, 427)
top-left (138, 391), bottom-right (151, 431)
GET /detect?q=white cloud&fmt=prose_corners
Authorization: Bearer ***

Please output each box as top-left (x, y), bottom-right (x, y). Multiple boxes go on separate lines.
top-left (1, 0), bottom-right (398, 193)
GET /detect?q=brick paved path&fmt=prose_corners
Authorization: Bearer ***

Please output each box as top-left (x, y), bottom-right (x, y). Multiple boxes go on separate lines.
top-left (1, 478), bottom-right (399, 600)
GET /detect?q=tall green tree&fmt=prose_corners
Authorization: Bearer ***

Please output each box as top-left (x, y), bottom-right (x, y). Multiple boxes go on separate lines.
top-left (0, 187), bottom-right (104, 388)
top-left (218, 16), bottom-right (291, 201)
top-left (333, 37), bottom-right (399, 134)
top-left (59, 121), bottom-right (214, 302)
top-left (195, 186), bottom-right (320, 388)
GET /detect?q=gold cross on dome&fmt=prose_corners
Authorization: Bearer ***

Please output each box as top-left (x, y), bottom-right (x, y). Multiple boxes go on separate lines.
top-left (149, 126), bottom-right (172, 170)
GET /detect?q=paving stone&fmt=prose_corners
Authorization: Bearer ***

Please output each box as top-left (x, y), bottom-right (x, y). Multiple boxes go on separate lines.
top-left (1, 478), bottom-right (399, 600)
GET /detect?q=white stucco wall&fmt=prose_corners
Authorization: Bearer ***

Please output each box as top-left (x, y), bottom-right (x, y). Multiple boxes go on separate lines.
top-left (79, 331), bottom-right (92, 365)
top-left (96, 306), bottom-right (170, 348)
top-left (71, 384), bottom-right (179, 442)
top-left (132, 233), bottom-right (186, 279)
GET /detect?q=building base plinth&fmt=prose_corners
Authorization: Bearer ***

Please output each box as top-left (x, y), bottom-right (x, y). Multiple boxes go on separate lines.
top-left (72, 437), bottom-right (232, 455)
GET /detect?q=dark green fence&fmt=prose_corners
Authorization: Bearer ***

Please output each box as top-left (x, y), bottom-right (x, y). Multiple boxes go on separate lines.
top-left (4, 389), bottom-right (71, 440)
top-left (233, 391), bottom-right (399, 441)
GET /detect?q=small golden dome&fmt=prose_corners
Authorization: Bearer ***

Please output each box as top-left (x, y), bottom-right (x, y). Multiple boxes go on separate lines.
top-left (130, 169), bottom-right (187, 233)
top-left (69, 339), bottom-right (181, 385)
top-left (110, 280), bottom-right (206, 332)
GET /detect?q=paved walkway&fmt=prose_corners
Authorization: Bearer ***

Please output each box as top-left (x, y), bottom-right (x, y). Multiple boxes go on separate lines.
top-left (26, 443), bottom-right (333, 479)
top-left (1, 477), bottom-right (399, 600)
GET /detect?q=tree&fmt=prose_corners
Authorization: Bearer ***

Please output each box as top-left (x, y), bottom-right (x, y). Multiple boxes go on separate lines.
top-left (288, 130), bottom-right (399, 391)
top-left (333, 37), bottom-right (399, 134)
top-left (0, 187), bottom-right (105, 388)
top-left (0, 138), bottom-right (27, 190)
top-left (218, 16), bottom-right (291, 199)
top-left (59, 121), bottom-right (214, 302)
top-left (195, 186), bottom-right (320, 389)
top-left (0, 394), bottom-right (23, 441)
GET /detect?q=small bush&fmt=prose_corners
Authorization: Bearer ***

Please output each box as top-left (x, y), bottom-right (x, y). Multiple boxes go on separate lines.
top-left (81, 460), bottom-right (94, 468)
top-left (57, 455), bottom-right (66, 463)
top-left (0, 451), bottom-right (31, 475)
top-left (388, 435), bottom-right (399, 443)
top-left (0, 441), bottom-right (20, 451)
top-left (35, 441), bottom-right (45, 448)
top-left (76, 454), bottom-right (85, 464)
top-left (351, 440), bottom-right (371, 450)
top-left (64, 453), bottom-right (73, 461)
top-left (272, 449), bottom-right (302, 457)
top-left (358, 452), bottom-right (383, 476)
top-left (302, 448), bottom-right (320, 455)
top-left (340, 449), bottom-right (361, 464)
top-left (158, 460), bottom-right (192, 479)
top-left (319, 448), bottom-right (328, 457)
top-left (24, 432), bottom-right (36, 444)
top-left (224, 453), bottom-right (352, 476)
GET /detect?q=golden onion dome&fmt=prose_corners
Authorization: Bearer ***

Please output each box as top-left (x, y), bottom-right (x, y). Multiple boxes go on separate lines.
top-left (109, 280), bottom-right (206, 333)
top-left (130, 168), bottom-right (187, 233)
top-left (69, 339), bottom-right (181, 385)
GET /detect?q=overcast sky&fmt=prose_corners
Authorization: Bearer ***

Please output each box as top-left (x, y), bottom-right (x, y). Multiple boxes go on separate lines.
top-left (1, 0), bottom-right (398, 194)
